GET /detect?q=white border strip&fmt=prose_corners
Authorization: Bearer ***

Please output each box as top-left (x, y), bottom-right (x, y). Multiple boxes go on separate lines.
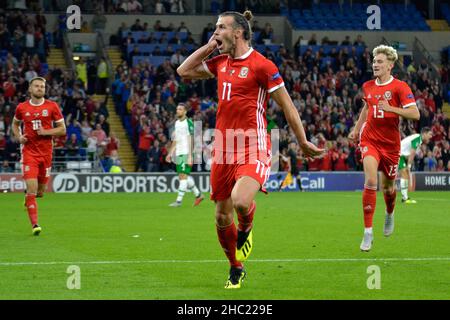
top-left (1, 257), bottom-right (449, 266)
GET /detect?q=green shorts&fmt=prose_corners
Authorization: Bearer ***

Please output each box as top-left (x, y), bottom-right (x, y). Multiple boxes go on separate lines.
top-left (175, 154), bottom-right (192, 174)
top-left (398, 155), bottom-right (408, 170)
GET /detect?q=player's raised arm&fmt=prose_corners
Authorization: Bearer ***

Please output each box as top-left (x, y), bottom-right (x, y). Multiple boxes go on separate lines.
top-left (270, 86), bottom-right (325, 158)
top-left (177, 35), bottom-right (218, 79)
top-left (348, 100), bottom-right (368, 141)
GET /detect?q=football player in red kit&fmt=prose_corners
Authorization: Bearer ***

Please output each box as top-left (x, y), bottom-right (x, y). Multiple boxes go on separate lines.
top-left (349, 45), bottom-right (419, 251)
top-left (12, 77), bottom-right (66, 235)
top-left (177, 11), bottom-right (324, 288)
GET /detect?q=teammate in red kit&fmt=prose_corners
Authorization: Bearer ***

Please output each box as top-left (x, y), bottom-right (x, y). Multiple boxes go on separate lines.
top-left (12, 77), bottom-right (66, 235)
top-left (348, 45), bottom-right (419, 251)
top-left (177, 11), bottom-right (324, 288)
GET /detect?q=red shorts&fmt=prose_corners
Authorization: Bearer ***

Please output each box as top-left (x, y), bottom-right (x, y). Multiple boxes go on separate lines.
top-left (359, 142), bottom-right (400, 180)
top-left (210, 153), bottom-right (271, 201)
top-left (22, 154), bottom-right (52, 184)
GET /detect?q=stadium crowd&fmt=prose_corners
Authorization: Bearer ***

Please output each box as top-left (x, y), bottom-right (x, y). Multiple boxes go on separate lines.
top-left (1, 10), bottom-right (449, 174)
top-left (0, 11), bottom-right (120, 172)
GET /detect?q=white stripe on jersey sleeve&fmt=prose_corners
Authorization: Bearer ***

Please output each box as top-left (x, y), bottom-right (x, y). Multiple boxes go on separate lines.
top-left (267, 82), bottom-right (285, 93)
top-left (202, 61), bottom-right (214, 77)
top-left (402, 102), bottom-right (416, 109)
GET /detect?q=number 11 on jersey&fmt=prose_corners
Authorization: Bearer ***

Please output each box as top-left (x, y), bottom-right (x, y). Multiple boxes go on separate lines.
top-left (222, 82), bottom-right (231, 101)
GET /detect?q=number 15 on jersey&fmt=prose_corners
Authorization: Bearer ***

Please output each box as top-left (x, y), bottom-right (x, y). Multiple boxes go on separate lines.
top-left (373, 105), bottom-right (384, 119)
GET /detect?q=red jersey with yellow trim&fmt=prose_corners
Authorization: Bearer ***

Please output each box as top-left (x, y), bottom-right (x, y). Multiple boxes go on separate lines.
top-left (14, 99), bottom-right (64, 158)
top-left (203, 48), bottom-right (284, 154)
top-left (360, 76), bottom-right (416, 150)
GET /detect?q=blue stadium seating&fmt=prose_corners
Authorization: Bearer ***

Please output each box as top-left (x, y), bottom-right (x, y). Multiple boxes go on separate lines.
top-left (122, 31), bottom-right (188, 42)
top-left (288, 2), bottom-right (430, 31)
top-left (127, 44), bottom-right (195, 54)
top-left (132, 55), bottom-right (170, 68)
top-left (442, 4), bottom-right (450, 26)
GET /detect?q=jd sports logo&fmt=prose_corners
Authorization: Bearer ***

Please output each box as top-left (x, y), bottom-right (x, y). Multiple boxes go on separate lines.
top-left (53, 173), bottom-right (79, 192)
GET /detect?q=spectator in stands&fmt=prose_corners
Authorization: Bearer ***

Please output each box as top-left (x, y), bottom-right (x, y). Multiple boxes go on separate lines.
top-left (135, 116), bottom-right (154, 172)
top-left (170, 49), bottom-right (185, 69)
top-left (177, 21), bottom-right (190, 33)
top-left (166, 23), bottom-right (175, 32)
top-left (257, 22), bottom-right (274, 44)
top-left (148, 139), bottom-right (161, 172)
top-left (169, 33), bottom-right (182, 45)
top-left (159, 32), bottom-right (168, 43)
top-left (86, 131), bottom-right (98, 161)
top-left (252, 20), bottom-right (262, 32)
top-left (0, 23), bottom-right (10, 50)
top-left (80, 20), bottom-right (92, 33)
top-left (153, 46), bottom-right (163, 56)
top-left (201, 22), bottom-right (214, 45)
top-left (185, 32), bottom-right (197, 46)
top-left (353, 34), bottom-right (365, 46)
top-left (131, 19), bottom-right (144, 32)
top-left (121, 0), bottom-right (143, 13)
top-left (96, 113), bottom-right (110, 136)
top-left (92, 123), bottom-right (108, 155)
top-left (0, 160), bottom-right (13, 173)
top-left (308, 33), bottom-right (317, 45)
top-left (153, 20), bottom-right (162, 31)
top-left (128, 45), bottom-right (141, 65)
top-left (96, 57), bottom-right (109, 94)
top-left (66, 133), bottom-right (82, 161)
top-left (341, 35), bottom-right (351, 46)
top-left (154, 0), bottom-right (165, 14)
top-left (105, 131), bottom-right (120, 158)
top-left (76, 58), bottom-right (88, 90)
top-left (80, 119), bottom-right (92, 143)
top-left (137, 34), bottom-right (148, 44)
top-left (423, 150), bottom-right (437, 171)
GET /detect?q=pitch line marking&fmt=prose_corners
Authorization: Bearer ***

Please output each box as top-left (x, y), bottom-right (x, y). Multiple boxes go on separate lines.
top-left (0, 257), bottom-right (449, 266)
top-left (340, 195), bottom-right (450, 202)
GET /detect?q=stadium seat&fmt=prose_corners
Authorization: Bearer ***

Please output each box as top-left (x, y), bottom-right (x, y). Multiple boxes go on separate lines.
top-left (79, 161), bottom-right (92, 173)
top-left (67, 162), bottom-right (80, 171)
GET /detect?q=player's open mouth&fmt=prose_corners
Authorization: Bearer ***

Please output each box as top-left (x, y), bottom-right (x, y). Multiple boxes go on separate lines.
top-left (216, 39), bottom-right (223, 49)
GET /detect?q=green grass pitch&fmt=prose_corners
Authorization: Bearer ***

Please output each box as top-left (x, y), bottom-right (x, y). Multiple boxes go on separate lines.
top-left (0, 191), bottom-right (449, 299)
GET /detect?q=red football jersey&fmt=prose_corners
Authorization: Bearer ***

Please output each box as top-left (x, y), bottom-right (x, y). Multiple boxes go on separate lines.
top-left (203, 48), bottom-right (284, 154)
top-left (14, 99), bottom-right (64, 157)
top-left (360, 76), bottom-right (416, 150)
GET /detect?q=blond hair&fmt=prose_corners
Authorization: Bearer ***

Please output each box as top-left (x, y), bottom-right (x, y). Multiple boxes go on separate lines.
top-left (372, 45), bottom-right (398, 63)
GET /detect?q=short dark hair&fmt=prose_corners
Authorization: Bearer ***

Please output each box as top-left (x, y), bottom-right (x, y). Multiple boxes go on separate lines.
top-left (29, 77), bottom-right (46, 85)
top-left (220, 10), bottom-right (253, 41)
top-left (421, 127), bottom-right (431, 134)
top-left (177, 103), bottom-right (187, 110)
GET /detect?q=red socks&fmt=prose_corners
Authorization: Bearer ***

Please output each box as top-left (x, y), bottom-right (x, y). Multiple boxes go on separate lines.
top-left (362, 187), bottom-right (377, 228)
top-left (383, 189), bottom-right (396, 214)
top-left (237, 201), bottom-right (256, 232)
top-left (25, 193), bottom-right (38, 226)
top-left (216, 222), bottom-right (242, 268)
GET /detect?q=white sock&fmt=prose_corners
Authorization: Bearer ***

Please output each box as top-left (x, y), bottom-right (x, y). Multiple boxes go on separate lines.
top-left (365, 227), bottom-right (373, 233)
top-left (176, 179), bottom-right (188, 202)
top-left (187, 176), bottom-right (201, 197)
top-left (400, 178), bottom-right (409, 200)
